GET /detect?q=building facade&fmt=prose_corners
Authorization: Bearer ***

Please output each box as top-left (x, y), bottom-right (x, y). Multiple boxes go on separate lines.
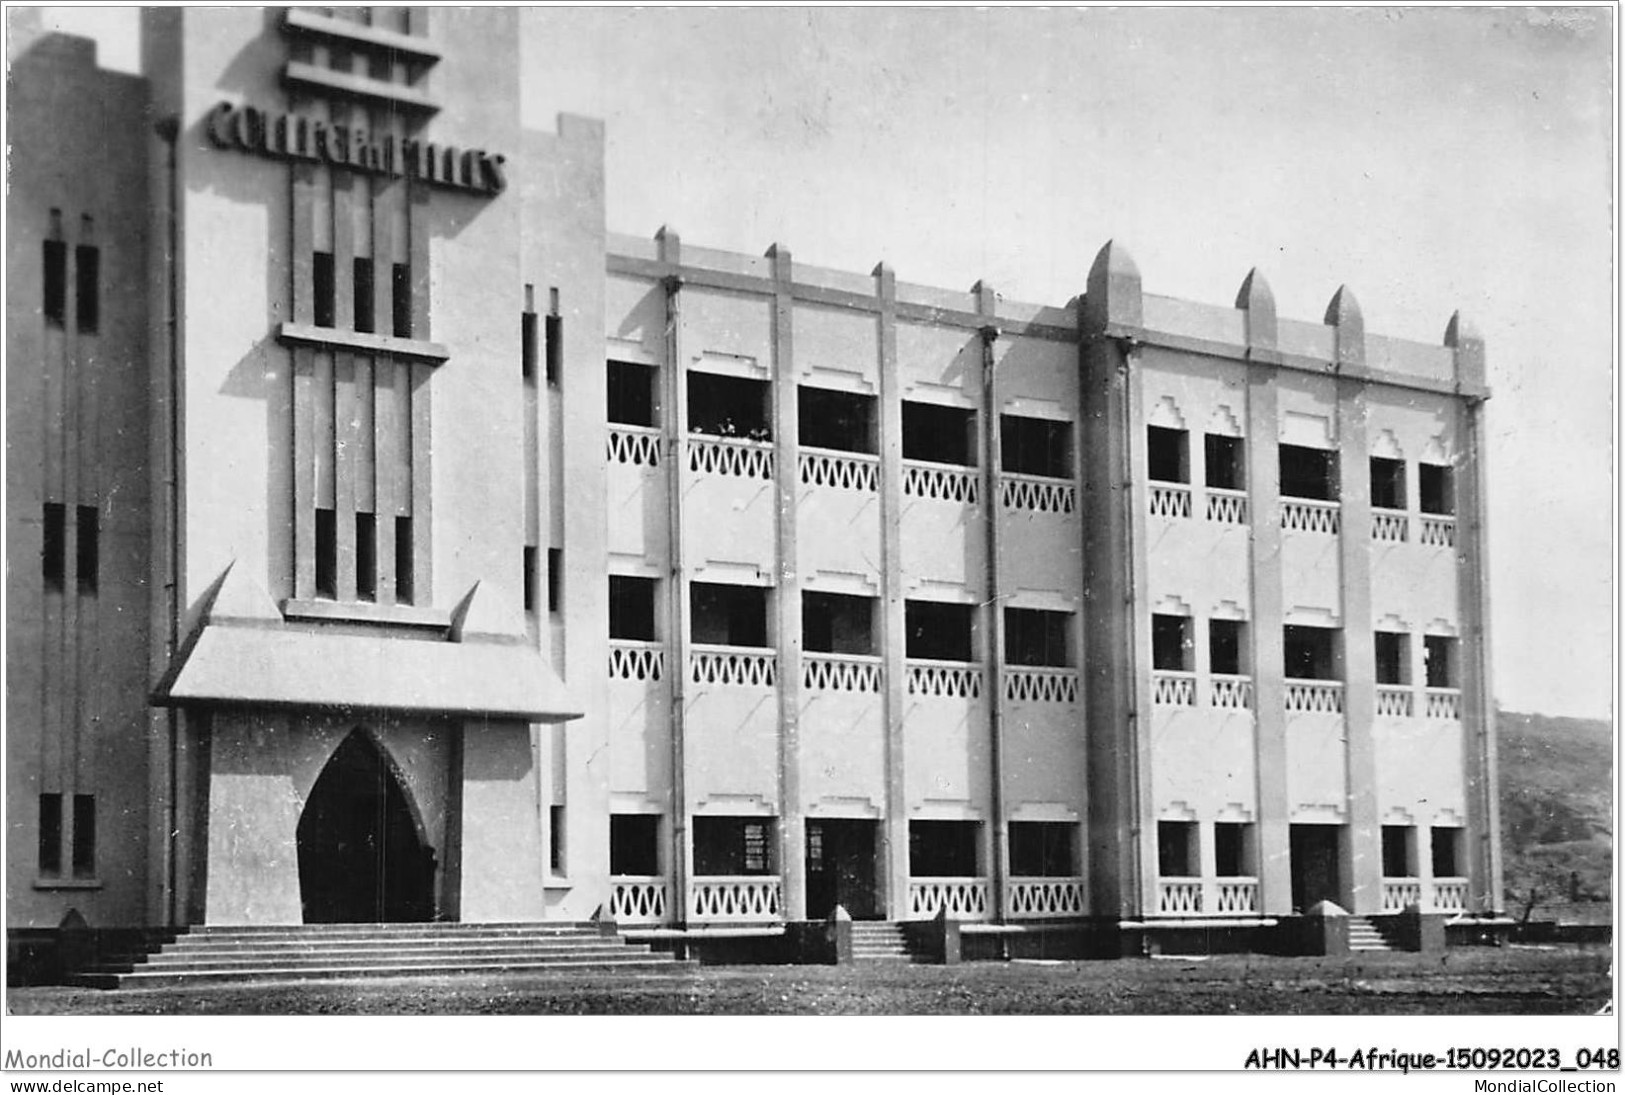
top-left (7, 8), bottom-right (1501, 951)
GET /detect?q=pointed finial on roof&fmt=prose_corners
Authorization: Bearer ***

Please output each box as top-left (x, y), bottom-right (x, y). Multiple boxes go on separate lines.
top-left (1235, 267), bottom-right (1277, 355)
top-left (1084, 239), bottom-right (1142, 335)
top-left (1323, 285), bottom-right (1365, 371)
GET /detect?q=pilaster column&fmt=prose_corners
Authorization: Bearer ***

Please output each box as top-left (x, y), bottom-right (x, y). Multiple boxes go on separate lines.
top-left (874, 263), bottom-right (909, 921)
top-left (975, 283), bottom-right (1008, 921)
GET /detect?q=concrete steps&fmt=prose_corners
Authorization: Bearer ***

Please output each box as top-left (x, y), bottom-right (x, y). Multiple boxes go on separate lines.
top-left (68, 922), bottom-right (692, 989)
top-left (1347, 916), bottom-right (1401, 952)
top-left (849, 922), bottom-right (928, 963)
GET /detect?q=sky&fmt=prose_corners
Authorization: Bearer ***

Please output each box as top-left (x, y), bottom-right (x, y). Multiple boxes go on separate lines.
top-left (35, 6), bottom-right (1618, 720)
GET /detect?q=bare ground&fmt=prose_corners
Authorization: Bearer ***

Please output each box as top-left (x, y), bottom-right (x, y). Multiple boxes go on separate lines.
top-left (6, 944), bottom-right (1611, 1016)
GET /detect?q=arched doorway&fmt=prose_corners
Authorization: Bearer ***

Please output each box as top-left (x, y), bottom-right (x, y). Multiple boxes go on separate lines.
top-left (297, 730), bottom-right (436, 923)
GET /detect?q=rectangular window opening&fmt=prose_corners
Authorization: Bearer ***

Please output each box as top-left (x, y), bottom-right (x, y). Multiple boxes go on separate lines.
top-left (1370, 456), bottom-right (1406, 510)
top-left (1375, 631), bottom-right (1409, 685)
top-left (1209, 618), bottom-right (1247, 675)
top-left (693, 816), bottom-right (775, 876)
top-left (1005, 607), bottom-right (1072, 667)
top-left (355, 512), bottom-right (377, 602)
top-left (76, 505), bottom-right (98, 595)
top-left (609, 575), bottom-right (658, 641)
top-left (1147, 426), bottom-right (1189, 484)
top-left (905, 599), bottom-right (975, 662)
top-left (902, 401), bottom-right (977, 466)
top-left (607, 361), bottom-right (659, 427)
top-left (75, 244), bottom-right (99, 334)
top-left (393, 515), bottom-right (414, 605)
top-left (1419, 463), bottom-right (1455, 516)
top-left (546, 547), bottom-right (562, 615)
top-left (1152, 614), bottom-right (1193, 672)
top-left (1204, 434), bottom-right (1246, 491)
top-left (391, 263), bottom-right (412, 338)
top-left (803, 591), bottom-right (876, 655)
top-left (1214, 822), bottom-right (1254, 877)
top-left (352, 257), bottom-right (375, 334)
top-left (1001, 414), bottom-right (1072, 479)
top-left (610, 814), bottom-right (661, 876)
top-left (314, 508), bottom-right (337, 599)
top-left (1283, 625), bottom-right (1340, 681)
top-left (1431, 827), bottom-right (1464, 878)
top-left (1279, 443), bottom-right (1338, 501)
top-left (909, 820), bottom-right (980, 877)
top-left (38, 793), bottom-right (62, 877)
top-left (1157, 820), bottom-right (1199, 877)
top-left (1009, 821), bottom-right (1075, 878)
top-left (1424, 635), bottom-right (1457, 688)
top-left (72, 794), bottom-right (96, 878)
top-left (313, 251), bottom-right (336, 328)
top-left (688, 372), bottom-right (771, 441)
top-left (799, 386), bottom-right (877, 454)
top-left (1381, 825), bottom-right (1414, 878)
top-left (521, 312), bottom-right (537, 381)
top-left (691, 582), bottom-right (769, 648)
top-left (43, 502), bottom-right (66, 591)
top-left (43, 237), bottom-right (67, 328)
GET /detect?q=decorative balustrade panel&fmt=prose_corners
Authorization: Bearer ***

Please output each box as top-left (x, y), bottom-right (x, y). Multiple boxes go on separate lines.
top-left (1153, 671), bottom-right (1197, 707)
top-left (906, 660), bottom-right (983, 699)
top-left (800, 448), bottom-right (879, 492)
top-left (1432, 878), bottom-right (1468, 912)
top-left (1157, 879), bottom-right (1204, 915)
top-left (610, 877), bottom-right (669, 924)
top-left (689, 435), bottom-right (774, 479)
top-left (1001, 474), bottom-right (1076, 515)
top-left (903, 461), bottom-right (980, 505)
top-left (1372, 509), bottom-right (1409, 543)
top-left (1003, 666), bottom-right (1079, 704)
top-left (1426, 688), bottom-right (1461, 720)
top-left (609, 641), bottom-right (665, 682)
top-left (1215, 878), bottom-right (1259, 915)
top-left (1419, 516), bottom-right (1456, 548)
top-left (1210, 674), bottom-right (1253, 710)
top-left (1281, 499), bottom-right (1341, 534)
top-left (907, 878), bottom-right (991, 921)
top-left (803, 654), bottom-right (882, 693)
top-left (1285, 680), bottom-right (1344, 714)
top-left (1007, 878), bottom-right (1087, 919)
top-left (690, 645), bottom-right (778, 687)
top-left (1375, 686), bottom-right (1413, 717)
top-left (607, 426), bottom-right (662, 467)
top-left (1206, 488), bottom-right (1248, 525)
top-left (1382, 878), bottom-right (1423, 913)
top-left (1149, 484), bottom-right (1192, 519)
top-left (688, 876), bottom-right (782, 922)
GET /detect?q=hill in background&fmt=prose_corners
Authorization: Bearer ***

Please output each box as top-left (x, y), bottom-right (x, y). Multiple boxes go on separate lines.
top-left (1498, 709), bottom-right (1613, 922)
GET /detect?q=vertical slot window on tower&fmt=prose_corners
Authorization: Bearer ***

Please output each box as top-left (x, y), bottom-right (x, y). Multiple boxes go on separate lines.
top-left (1204, 434), bottom-right (1246, 490)
top-left (75, 243), bottom-right (99, 334)
top-left (544, 287), bottom-right (561, 387)
top-left (521, 311), bottom-right (537, 381)
top-left (43, 210), bottom-right (67, 328)
top-left (391, 263), bottom-right (412, 338)
top-left (72, 794), bottom-right (96, 878)
top-left (355, 513), bottom-right (377, 602)
top-left (547, 548), bottom-right (562, 614)
top-left (352, 258), bottom-right (375, 334)
top-left (394, 516), bottom-right (414, 605)
top-left (42, 502), bottom-right (65, 591)
top-left (549, 805), bottom-right (566, 874)
top-left (38, 793), bottom-right (62, 876)
top-left (76, 505), bottom-right (98, 595)
top-left (313, 251), bottom-right (335, 328)
top-left (1370, 457), bottom-right (1406, 510)
top-left (523, 545), bottom-right (538, 614)
top-left (314, 508), bottom-right (337, 598)
top-left (1147, 426), bottom-right (1189, 483)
